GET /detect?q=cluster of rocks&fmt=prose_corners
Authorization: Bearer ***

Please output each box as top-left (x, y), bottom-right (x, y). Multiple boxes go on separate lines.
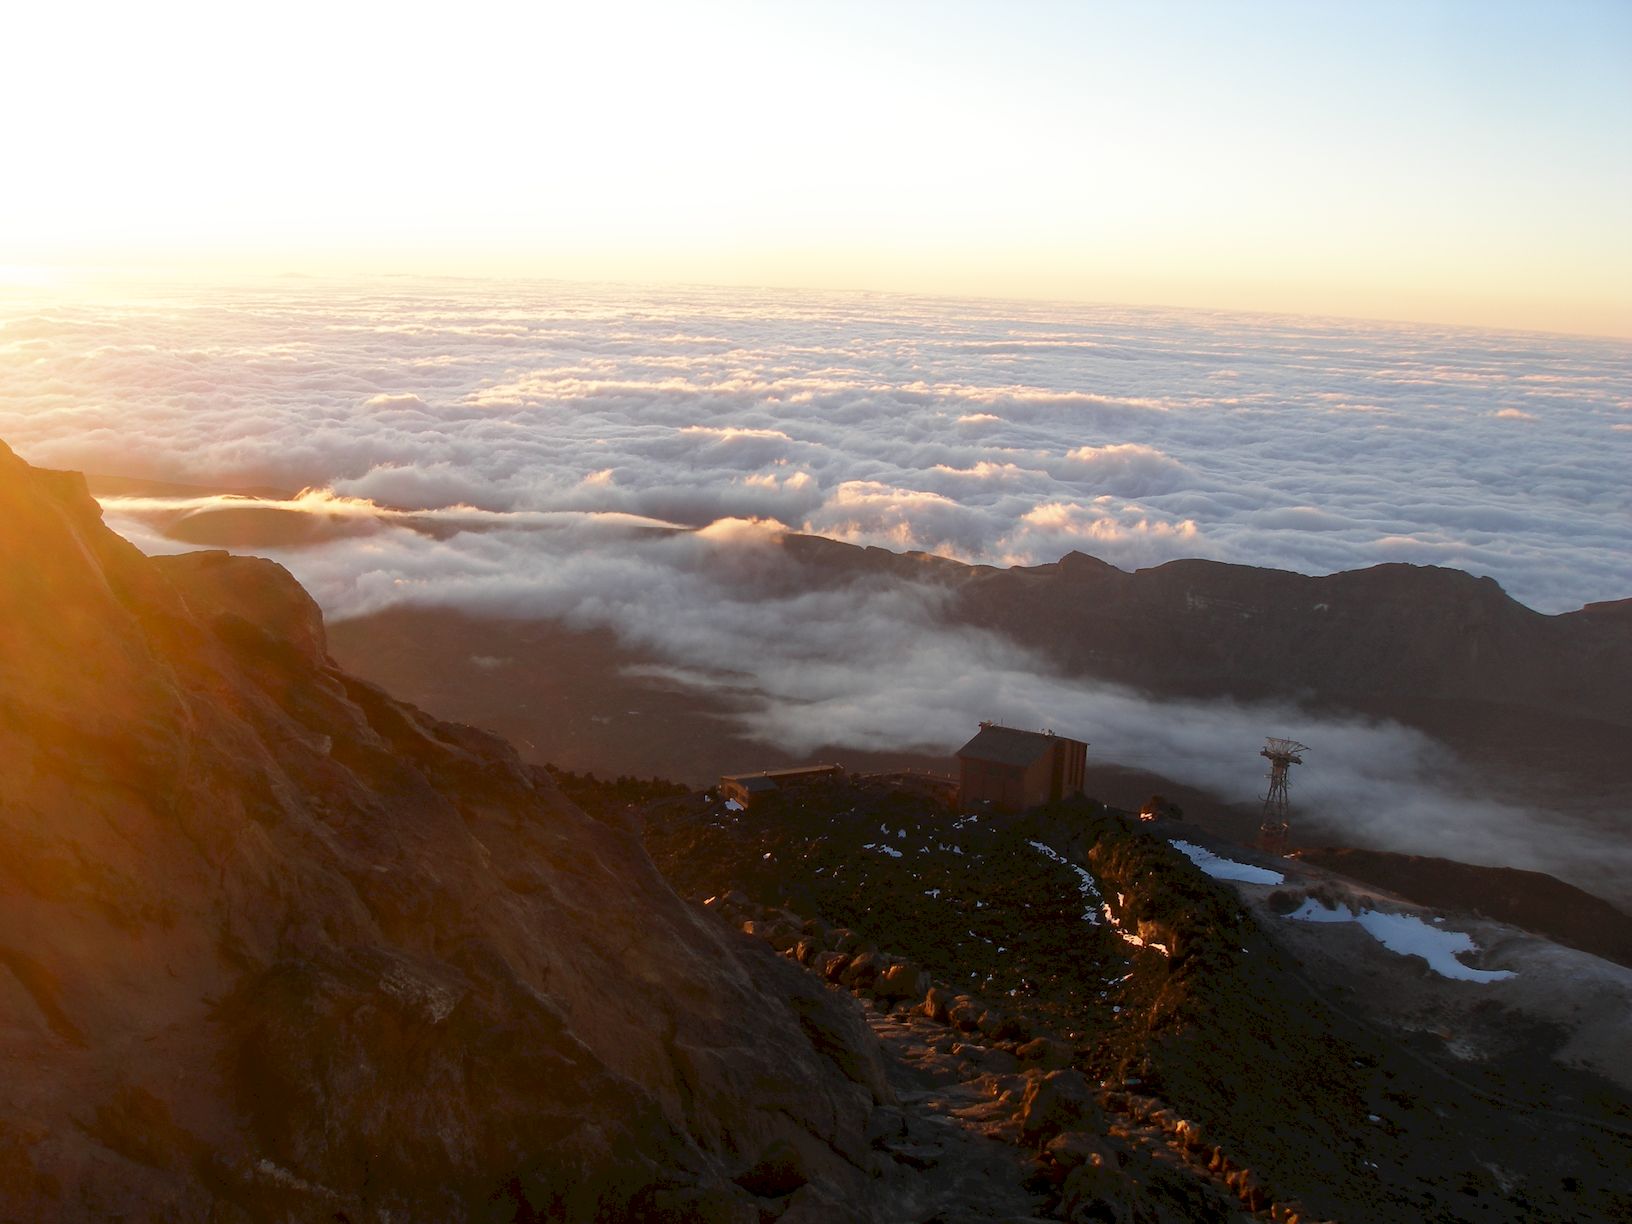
top-left (704, 889), bottom-right (1333, 1224)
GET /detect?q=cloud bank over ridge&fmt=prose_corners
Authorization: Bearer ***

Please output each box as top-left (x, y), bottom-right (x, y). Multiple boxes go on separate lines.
top-left (2, 278), bottom-right (1627, 612)
top-left (3, 278), bottom-right (1630, 895)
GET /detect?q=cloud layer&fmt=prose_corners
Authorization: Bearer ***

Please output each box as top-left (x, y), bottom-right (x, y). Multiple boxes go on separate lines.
top-left (3, 278), bottom-right (1627, 612)
top-left (4, 278), bottom-right (1630, 898)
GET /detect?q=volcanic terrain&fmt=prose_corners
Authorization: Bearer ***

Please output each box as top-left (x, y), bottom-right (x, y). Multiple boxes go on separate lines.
top-left (6, 444), bottom-right (1630, 1222)
top-left (637, 776), bottom-right (1632, 1222)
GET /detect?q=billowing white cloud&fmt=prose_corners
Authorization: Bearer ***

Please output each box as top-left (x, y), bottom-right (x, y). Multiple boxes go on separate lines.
top-left (998, 500), bottom-right (1202, 570)
top-left (7, 278), bottom-right (1624, 611)
top-left (1059, 442), bottom-right (1194, 497)
top-left (4, 277), bottom-right (1630, 898)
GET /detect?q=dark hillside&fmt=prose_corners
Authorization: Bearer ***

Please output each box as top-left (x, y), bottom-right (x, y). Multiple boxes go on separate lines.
top-left (644, 782), bottom-right (1632, 1223)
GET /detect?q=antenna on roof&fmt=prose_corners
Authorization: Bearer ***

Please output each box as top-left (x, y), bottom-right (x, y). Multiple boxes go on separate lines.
top-left (1257, 737), bottom-right (1309, 856)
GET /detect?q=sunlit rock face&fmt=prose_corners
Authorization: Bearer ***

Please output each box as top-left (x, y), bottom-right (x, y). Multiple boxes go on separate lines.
top-left (0, 439), bottom-right (888, 1220)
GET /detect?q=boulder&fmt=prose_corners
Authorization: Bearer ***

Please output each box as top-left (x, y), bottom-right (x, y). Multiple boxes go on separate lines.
top-left (921, 987), bottom-right (952, 1023)
top-left (822, 953), bottom-right (853, 984)
top-left (874, 962), bottom-right (930, 1001)
top-left (765, 919), bottom-right (801, 952)
top-left (812, 951), bottom-right (846, 981)
top-left (1046, 1130), bottom-right (1119, 1171)
top-left (841, 951), bottom-right (886, 990)
top-left (948, 1000), bottom-right (984, 1032)
top-left (1174, 1118), bottom-right (1207, 1152)
top-left (1016, 1037), bottom-right (1074, 1069)
top-left (1019, 1070), bottom-right (1105, 1143)
top-left (977, 1009), bottom-right (1029, 1041)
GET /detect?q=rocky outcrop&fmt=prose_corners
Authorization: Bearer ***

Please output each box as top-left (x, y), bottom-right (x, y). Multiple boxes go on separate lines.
top-left (0, 441), bottom-right (889, 1220)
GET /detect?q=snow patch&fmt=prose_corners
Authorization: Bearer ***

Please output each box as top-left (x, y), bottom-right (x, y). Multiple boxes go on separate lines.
top-left (1101, 904), bottom-right (1170, 957)
top-left (1027, 839), bottom-right (1103, 924)
top-left (1170, 839), bottom-right (1284, 885)
top-left (1284, 899), bottom-right (1515, 983)
top-left (862, 842), bottom-right (904, 859)
top-left (724, 798), bottom-right (744, 812)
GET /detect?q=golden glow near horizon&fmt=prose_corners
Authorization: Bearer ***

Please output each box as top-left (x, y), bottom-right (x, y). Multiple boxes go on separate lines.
top-left (4, 1), bottom-right (1630, 336)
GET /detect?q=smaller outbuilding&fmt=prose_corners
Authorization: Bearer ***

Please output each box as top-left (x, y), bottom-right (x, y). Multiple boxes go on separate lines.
top-left (718, 764), bottom-right (844, 809)
top-left (955, 723), bottom-right (1087, 812)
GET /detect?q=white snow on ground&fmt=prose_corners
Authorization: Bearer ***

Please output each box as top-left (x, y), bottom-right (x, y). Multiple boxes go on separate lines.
top-left (1285, 898), bottom-right (1515, 983)
top-left (862, 842), bottom-right (904, 859)
top-left (1027, 840), bottom-right (1103, 924)
top-left (1170, 839), bottom-right (1285, 885)
top-left (1286, 899), bottom-right (1353, 925)
top-left (1100, 905), bottom-right (1172, 957)
top-left (724, 799), bottom-right (744, 812)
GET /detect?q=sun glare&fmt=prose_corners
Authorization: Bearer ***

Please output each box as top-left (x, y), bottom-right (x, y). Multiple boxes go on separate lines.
top-left (1, 2), bottom-right (1628, 334)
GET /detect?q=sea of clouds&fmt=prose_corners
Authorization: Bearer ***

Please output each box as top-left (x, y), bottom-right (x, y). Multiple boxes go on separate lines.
top-left (3, 277), bottom-right (1629, 894)
top-left (3, 277), bottom-right (1627, 612)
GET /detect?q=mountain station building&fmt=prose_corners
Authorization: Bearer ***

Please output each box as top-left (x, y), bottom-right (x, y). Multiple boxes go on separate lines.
top-left (718, 764), bottom-right (845, 809)
top-left (955, 723), bottom-right (1087, 811)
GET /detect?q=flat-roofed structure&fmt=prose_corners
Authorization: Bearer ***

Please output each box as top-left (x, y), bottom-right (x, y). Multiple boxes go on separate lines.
top-left (718, 764), bottom-right (844, 809)
top-left (955, 723), bottom-right (1087, 812)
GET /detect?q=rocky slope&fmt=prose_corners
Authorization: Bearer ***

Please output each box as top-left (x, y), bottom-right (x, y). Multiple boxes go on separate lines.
top-left (641, 778), bottom-right (1632, 1223)
top-left (0, 441), bottom-right (899, 1220)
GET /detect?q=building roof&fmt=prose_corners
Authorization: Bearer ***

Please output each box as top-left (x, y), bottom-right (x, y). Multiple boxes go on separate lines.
top-left (725, 775), bottom-right (780, 793)
top-left (720, 764), bottom-right (844, 790)
top-left (955, 724), bottom-right (1083, 767)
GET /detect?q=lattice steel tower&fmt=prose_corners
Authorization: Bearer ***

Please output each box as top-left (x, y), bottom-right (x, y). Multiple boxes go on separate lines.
top-left (1257, 738), bottom-right (1309, 855)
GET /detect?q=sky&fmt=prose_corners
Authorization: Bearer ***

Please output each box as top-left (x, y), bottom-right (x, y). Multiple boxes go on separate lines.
top-left (3, 0), bottom-right (1630, 335)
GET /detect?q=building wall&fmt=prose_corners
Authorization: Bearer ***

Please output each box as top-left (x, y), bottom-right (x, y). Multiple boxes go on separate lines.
top-left (1056, 739), bottom-right (1086, 799)
top-left (959, 757), bottom-right (1026, 810)
top-left (959, 736), bottom-right (1088, 811)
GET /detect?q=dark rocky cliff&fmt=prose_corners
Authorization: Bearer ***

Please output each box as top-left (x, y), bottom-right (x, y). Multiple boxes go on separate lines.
top-left (0, 441), bottom-right (889, 1221)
